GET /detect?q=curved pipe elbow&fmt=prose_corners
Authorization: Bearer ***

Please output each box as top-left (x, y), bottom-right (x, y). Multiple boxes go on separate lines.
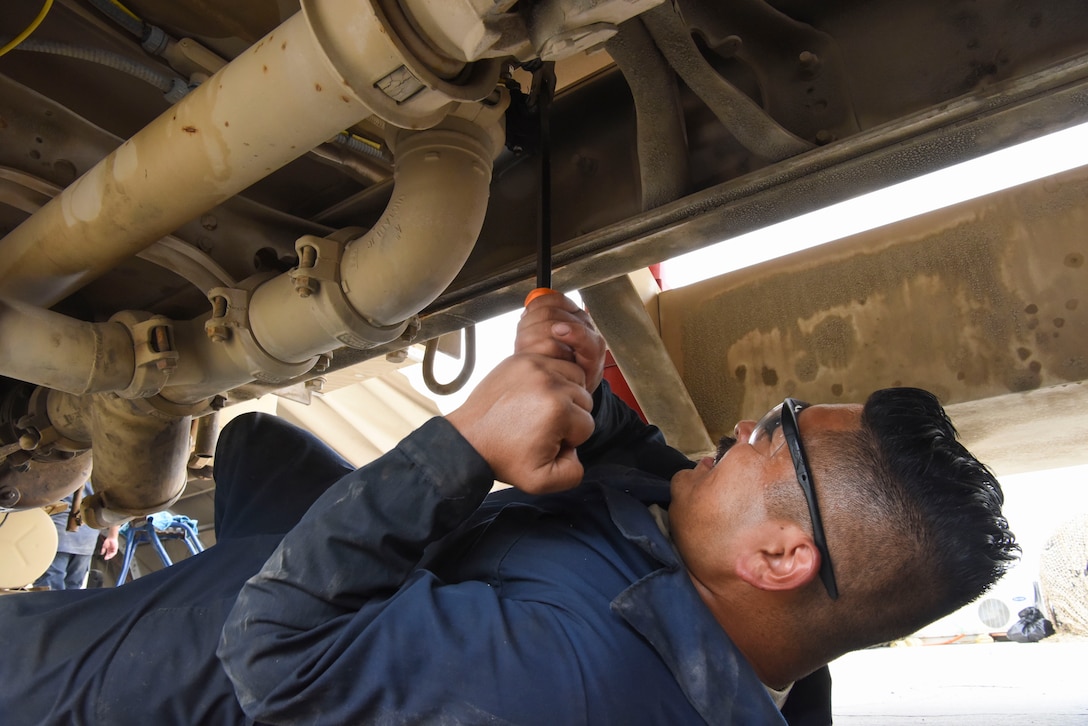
top-left (247, 117), bottom-right (502, 363)
top-left (339, 120), bottom-right (497, 327)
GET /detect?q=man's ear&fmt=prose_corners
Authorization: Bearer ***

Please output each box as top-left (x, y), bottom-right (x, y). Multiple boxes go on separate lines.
top-left (734, 522), bottom-right (820, 592)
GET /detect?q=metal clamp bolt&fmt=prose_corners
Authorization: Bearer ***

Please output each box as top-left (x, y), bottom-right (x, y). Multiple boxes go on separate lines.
top-left (294, 245), bottom-right (318, 298)
top-left (206, 295), bottom-right (230, 343)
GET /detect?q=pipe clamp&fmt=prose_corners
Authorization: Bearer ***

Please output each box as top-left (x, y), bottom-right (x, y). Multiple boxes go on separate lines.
top-left (206, 281), bottom-right (319, 383)
top-left (110, 311), bottom-right (179, 399)
top-left (293, 234), bottom-right (410, 348)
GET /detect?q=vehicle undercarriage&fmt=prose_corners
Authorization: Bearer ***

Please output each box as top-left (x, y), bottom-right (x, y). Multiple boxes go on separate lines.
top-left (1, 0), bottom-right (1086, 529)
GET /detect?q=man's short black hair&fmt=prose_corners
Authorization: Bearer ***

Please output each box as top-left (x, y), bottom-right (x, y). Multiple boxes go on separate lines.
top-left (858, 387), bottom-right (1020, 623)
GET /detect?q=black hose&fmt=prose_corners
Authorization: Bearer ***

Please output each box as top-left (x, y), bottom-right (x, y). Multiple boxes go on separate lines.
top-left (86, 0), bottom-right (145, 38)
top-left (1, 37), bottom-right (181, 93)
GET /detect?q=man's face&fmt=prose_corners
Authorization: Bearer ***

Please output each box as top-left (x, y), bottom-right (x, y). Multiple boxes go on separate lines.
top-left (668, 402), bottom-right (863, 587)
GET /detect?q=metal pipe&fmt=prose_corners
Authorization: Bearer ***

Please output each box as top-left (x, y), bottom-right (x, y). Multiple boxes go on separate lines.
top-left (81, 394), bottom-right (191, 528)
top-left (157, 113), bottom-right (501, 402)
top-left (0, 1), bottom-right (473, 308)
top-left (342, 119), bottom-right (499, 324)
top-left (191, 411), bottom-right (220, 459)
top-left (0, 0), bottom-right (507, 522)
top-left (0, 298), bottom-right (135, 395)
top-left (248, 115), bottom-right (502, 363)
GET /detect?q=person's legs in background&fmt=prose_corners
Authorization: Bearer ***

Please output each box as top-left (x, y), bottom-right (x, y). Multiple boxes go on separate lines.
top-left (62, 554), bottom-right (93, 590)
top-left (34, 552), bottom-right (91, 590)
top-left (33, 552), bottom-right (69, 590)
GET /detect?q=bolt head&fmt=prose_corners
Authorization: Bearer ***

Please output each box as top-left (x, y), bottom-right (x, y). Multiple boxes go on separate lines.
top-left (207, 325), bottom-right (229, 343)
top-left (18, 429), bottom-right (41, 450)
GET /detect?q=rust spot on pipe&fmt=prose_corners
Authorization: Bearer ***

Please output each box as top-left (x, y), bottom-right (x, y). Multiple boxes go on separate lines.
top-left (182, 126), bottom-right (198, 134)
top-left (340, 95), bottom-right (351, 103)
top-left (315, 83), bottom-right (323, 92)
top-left (281, 41), bottom-right (287, 50)
top-left (263, 64), bottom-right (268, 73)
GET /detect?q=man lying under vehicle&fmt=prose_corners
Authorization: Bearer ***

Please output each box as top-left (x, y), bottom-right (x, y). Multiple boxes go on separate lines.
top-left (0, 293), bottom-right (1018, 725)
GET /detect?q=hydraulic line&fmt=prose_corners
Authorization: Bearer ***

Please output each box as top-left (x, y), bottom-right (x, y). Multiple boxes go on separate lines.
top-left (0, 0), bottom-right (53, 57)
top-left (0, 37), bottom-right (185, 97)
top-left (642, 3), bottom-right (813, 162)
top-left (87, 0), bottom-right (145, 39)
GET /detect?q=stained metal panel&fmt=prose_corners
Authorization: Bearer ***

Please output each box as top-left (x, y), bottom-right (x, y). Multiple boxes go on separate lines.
top-left (658, 164), bottom-right (1088, 474)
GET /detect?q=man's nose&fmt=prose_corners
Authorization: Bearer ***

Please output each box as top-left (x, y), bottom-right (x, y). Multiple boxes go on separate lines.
top-left (733, 420), bottom-right (756, 442)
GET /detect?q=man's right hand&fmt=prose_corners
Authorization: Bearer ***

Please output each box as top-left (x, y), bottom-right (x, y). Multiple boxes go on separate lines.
top-left (446, 353), bottom-right (594, 495)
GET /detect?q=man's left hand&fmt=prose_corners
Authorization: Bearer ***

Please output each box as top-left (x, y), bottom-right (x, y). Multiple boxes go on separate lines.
top-left (516, 294), bottom-right (605, 394)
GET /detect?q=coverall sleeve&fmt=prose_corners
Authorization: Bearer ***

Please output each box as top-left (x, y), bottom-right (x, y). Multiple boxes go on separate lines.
top-left (577, 380), bottom-right (695, 478)
top-left (217, 418), bottom-right (495, 719)
top-left (217, 417), bottom-right (624, 725)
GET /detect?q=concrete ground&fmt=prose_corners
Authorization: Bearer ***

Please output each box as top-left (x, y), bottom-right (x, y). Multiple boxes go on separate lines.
top-left (829, 635), bottom-right (1088, 724)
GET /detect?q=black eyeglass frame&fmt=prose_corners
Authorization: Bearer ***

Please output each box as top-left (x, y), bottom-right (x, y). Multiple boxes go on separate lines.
top-left (778, 398), bottom-right (839, 600)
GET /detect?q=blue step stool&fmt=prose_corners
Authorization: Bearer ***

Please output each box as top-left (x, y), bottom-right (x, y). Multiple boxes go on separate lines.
top-left (116, 514), bottom-right (205, 585)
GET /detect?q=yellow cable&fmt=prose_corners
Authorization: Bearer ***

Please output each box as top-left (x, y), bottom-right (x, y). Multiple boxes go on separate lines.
top-left (108, 0), bottom-right (142, 23)
top-left (0, 0), bottom-right (54, 58)
top-left (349, 133), bottom-right (383, 150)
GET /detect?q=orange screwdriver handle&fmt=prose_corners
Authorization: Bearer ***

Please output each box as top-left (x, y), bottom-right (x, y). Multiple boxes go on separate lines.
top-left (524, 287), bottom-right (559, 306)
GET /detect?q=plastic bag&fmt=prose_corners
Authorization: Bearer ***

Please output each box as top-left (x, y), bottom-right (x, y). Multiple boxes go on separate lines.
top-left (1006, 606), bottom-right (1055, 643)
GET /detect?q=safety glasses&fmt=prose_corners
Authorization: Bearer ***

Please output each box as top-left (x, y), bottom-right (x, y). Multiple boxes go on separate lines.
top-left (748, 398), bottom-right (839, 599)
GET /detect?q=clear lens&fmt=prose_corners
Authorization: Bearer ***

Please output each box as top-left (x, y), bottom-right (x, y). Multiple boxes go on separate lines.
top-left (747, 403), bottom-right (785, 446)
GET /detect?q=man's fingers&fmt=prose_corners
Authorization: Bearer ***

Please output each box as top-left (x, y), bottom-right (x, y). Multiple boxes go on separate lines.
top-left (541, 446), bottom-right (585, 491)
top-left (516, 294), bottom-right (604, 392)
top-left (551, 320), bottom-right (604, 364)
top-left (564, 392), bottom-right (596, 445)
top-left (447, 353), bottom-right (597, 495)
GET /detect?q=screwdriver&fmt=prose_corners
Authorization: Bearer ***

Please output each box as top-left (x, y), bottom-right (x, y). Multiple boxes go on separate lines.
top-left (525, 61), bottom-right (558, 306)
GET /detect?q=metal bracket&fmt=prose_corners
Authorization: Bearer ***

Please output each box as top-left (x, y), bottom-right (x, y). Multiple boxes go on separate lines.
top-left (110, 310), bottom-right (179, 399)
top-left (291, 234), bottom-right (411, 349)
top-left (205, 280), bottom-right (320, 384)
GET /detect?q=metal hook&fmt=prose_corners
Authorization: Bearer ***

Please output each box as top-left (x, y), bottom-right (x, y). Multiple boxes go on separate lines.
top-left (422, 326), bottom-right (476, 396)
